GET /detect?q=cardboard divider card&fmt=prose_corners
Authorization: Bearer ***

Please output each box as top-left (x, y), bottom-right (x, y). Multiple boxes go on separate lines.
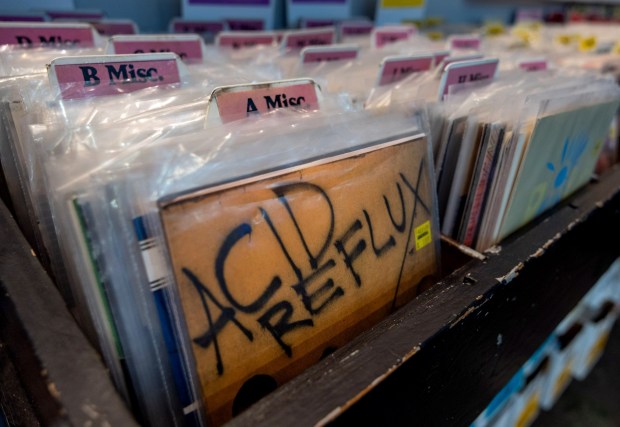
top-left (371, 25), bottom-right (415, 49)
top-left (281, 27), bottom-right (336, 50)
top-left (0, 22), bottom-right (98, 47)
top-left (108, 34), bottom-right (206, 65)
top-left (209, 78), bottom-right (321, 123)
top-left (438, 58), bottom-right (498, 101)
top-left (90, 20), bottom-right (138, 36)
top-left (377, 54), bottom-right (434, 86)
top-left (170, 18), bottom-right (226, 34)
top-left (48, 53), bottom-right (186, 100)
top-left (300, 44), bottom-right (359, 63)
top-left (216, 31), bottom-right (277, 49)
top-left (518, 58), bottom-right (548, 72)
top-left (158, 133), bottom-right (437, 425)
top-left (448, 35), bottom-right (481, 50)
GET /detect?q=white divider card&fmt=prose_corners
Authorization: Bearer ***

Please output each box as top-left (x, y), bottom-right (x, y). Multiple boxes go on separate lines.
top-left (448, 34), bottom-right (481, 50)
top-left (371, 25), bottom-right (416, 49)
top-left (182, 0), bottom-right (278, 30)
top-left (375, 0), bottom-right (427, 26)
top-left (436, 53), bottom-right (484, 73)
top-left (438, 58), bottom-right (499, 101)
top-left (281, 27), bottom-right (336, 50)
top-left (108, 34), bottom-right (206, 65)
top-left (287, 0), bottom-right (353, 28)
top-left (208, 78), bottom-right (321, 123)
top-left (0, 22), bottom-right (100, 47)
top-left (46, 9), bottom-right (105, 20)
top-left (170, 18), bottom-right (226, 34)
top-left (48, 53), bottom-right (187, 100)
top-left (518, 58), bottom-right (548, 72)
top-left (216, 31), bottom-right (277, 49)
top-left (300, 44), bottom-right (358, 63)
top-left (340, 20), bottom-right (373, 38)
top-left (0, 11), bottom-right (47, 22)
top-left (90, 19), bottom-right (138, 36)
top-left (377, 53), bottom-right (434, 86)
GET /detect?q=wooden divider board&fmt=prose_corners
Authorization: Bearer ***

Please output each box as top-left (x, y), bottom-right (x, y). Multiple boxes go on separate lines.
top-left (158, 133), bottom-right (438, 425)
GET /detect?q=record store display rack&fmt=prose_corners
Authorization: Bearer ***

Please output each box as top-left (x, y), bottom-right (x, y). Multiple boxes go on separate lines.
top-left (1, 13), bottom-right (620, 427)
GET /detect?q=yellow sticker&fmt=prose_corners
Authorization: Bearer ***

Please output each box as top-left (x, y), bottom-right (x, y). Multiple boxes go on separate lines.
top-left (485, 22), bottom-right (505, 36)
top-left (426, 31), bottom-right (444, 41)
top-left (556, 34), bottom-right (578, 46)
top-left (415, 220), bottom-right (432, 250)
top-left (515, 393), bottom-right (540, 427)
top-left (579, 36), bottom-right (597, 52)
top-left (613, 41), bottom-right (620, 54)
top-left (553, 362), bottom-right (573, 399)
top-left (382, 0), bottom-right (425, 8)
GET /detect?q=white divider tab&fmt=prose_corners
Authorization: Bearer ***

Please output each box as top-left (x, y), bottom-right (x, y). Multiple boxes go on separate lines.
top-left (0, 22), bottom-right (98, 47)
top-left (209, 78), bottom-right (321, 123)
top-left (48, 53), bottom-right (187, 100)
top-left (438, 58), bottom-right (499, 101)
top-left (108, 34), bottom-right (205, 64)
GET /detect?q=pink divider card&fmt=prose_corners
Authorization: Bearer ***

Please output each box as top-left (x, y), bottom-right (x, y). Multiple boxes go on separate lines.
top-left (372, 26), bottom-right (415, 49)
top-left (226, 19), bottom-right (264, 31)
top-left (111, 36), bottom-right (203, 64)
top-left (302, 19), bottom-right (336, 28)
top-left (47, 10), bottom-right (105, 20)
top-left (0, 14), bottom-right (46, 22)
top-left (378, 54), bottom-right (434, 86)
top-left (172, 20), bottom-right (225, 34)
top-left (301, 45), bottom-right (358, 63)
top-left (282, 28), bottom-right (335, 49)
top-left (0, 23), bottom-right (95, 47)
top-left (518, 59), bottom-right (548, 72)
top-left (340, 21), bottom-right (373, 36)
top-left (49, 54), bottom-right (182, 100)
top-left (448, 35), bottom-right (481, 50)
top-left (438, 58), bottom-right (499, 101)
top-left (91, 20), bottom-right (136, 36)
top-left (433, 51), bottom-right (450, 66)
top-left (216, 31), bottom-right (276, 48)
top-left (213, 79), bottom-right (320, 123)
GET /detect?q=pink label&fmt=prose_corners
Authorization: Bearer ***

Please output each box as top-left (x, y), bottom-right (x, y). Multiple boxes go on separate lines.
top-left (112, 39), bottom-right (203, 64)
top-left (439, 54), bottom-right (483, 72)
top-left (518, 59), bottom-right (547, 72)
top-left (439, 60), bottom-right (498, 99)
top-left (379, 56), bottom-right (433, 86)
top-left (302, 19), bottom-right (335, 28)
top-left (54, 59), bottom-right (180, 100)
top-left (91, 21), bottom-right (136, 36)
top-left (450, 36), bottom-right (481, 50)
top-left (302, 47), bottom-right (357, 63)
top-left (0, 15), bottom-right (45, 22)
top-left (226, 19), bottom-right (264, 31)
top-left (216, 83), bottom-right (319, 123)
top-left (48, 11), bottom-right (104, 20)
top-left (217, 33), bottom-right (275, 49)
top-left (433, 51), bottom-right (450, 66)
top-left (374, 29), bottom-right (410, 48)
top-left (341, 21), bottom-right (373, 36)
top-left (284, 30), bottom-right (334, 49)
top-left (0, 26), bottom-right (95, 47)
top-left (173, 20), bottom-right (225, 34)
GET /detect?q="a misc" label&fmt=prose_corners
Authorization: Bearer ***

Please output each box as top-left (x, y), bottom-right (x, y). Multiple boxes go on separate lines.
top-left (282, 28), bottom-right (335, 50)
top-left (0, 23), bottom-right (96, 47)
top-left (110, 35), bottom-right (204, 64)
top-left (438, 58), bottom-right (499, 100)
top-left (378, 54), bottom-right (434, 86)
top-left (50, 54), bottom-right (182, 100)
top-left (212, 79), bottom-right (320, 123)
